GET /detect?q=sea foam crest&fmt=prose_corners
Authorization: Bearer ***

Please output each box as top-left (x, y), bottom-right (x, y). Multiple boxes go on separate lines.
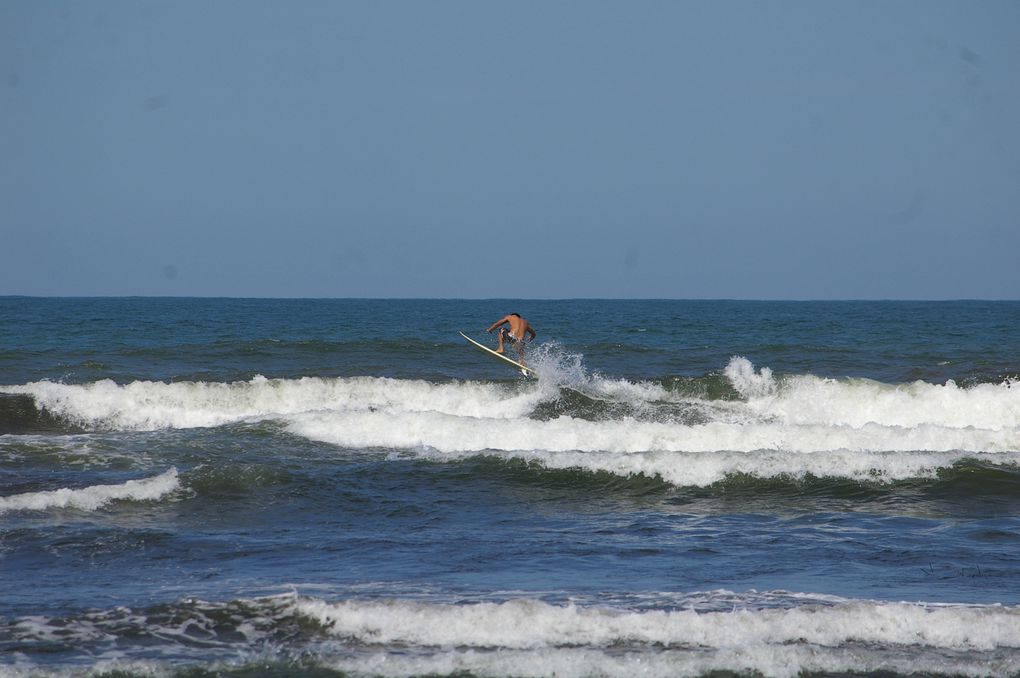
top-left (294, 596), bottom-right (1020, 651)
top-left (287, 408), bottom-right (1020, 456)
top-left (287, 406), bottom-right (1020, 484)
top-left (318, 646), bottom-right (1020, 678)
top-left (7, 593), bottom-right (1020, 677)
top-left (12, 644), bottom-right (1018, 678)
top-left (7, 359), bottom-right (1018, 434)
top-left (6, 363), bottom-right (1020, 486)
top-left (0, 468), bottom-right (179, 513)
top-left (303, 595), bottom-right (1020, 678)
top-left (0, 377), bottom-right (538, 431)
top-left (725, 356), bottom-right (1020, 429)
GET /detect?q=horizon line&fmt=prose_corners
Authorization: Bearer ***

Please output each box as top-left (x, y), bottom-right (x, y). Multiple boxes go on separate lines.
top-left (3, 295), bottom-right (1019, 303)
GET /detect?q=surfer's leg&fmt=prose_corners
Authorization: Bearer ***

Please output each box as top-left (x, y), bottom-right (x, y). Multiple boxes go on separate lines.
top-left (495, 328), bottom-right (505, 354)
top-left (515, 342), bottom-right (526, 363)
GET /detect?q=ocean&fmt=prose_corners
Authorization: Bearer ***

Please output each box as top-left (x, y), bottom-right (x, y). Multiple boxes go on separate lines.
top-left (2, 297), bottom-right (1019, 677)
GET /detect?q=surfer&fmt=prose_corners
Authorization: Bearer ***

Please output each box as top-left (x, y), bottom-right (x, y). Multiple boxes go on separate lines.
top-left (487, 313), bottom-right (536, 360)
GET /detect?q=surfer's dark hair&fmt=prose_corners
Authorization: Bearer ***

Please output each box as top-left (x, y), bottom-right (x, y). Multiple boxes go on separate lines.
top-left (510, 312), bottom-right (520, 317)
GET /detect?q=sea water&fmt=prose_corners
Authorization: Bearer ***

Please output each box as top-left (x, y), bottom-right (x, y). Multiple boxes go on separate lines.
top-left (1, 298), bottom-right (1019, 677)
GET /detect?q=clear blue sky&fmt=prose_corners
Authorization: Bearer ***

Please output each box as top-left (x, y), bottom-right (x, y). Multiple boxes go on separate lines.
top-left (2, 1), bottom-right (1018, 299)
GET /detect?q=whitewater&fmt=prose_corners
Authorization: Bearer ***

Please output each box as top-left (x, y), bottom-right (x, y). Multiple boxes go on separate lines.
top-left (4, 356), bottom-right (1018, 489)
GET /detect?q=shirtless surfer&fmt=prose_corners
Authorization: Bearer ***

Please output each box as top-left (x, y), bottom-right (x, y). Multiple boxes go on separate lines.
top-left (487, 313), bottom-right (536, 360)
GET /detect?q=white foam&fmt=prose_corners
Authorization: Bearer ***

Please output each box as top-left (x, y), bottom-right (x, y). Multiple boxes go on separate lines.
top-left (528, 341), bottom-right (673, 405)
top-left (290, 409), bottom-right (1019, 455)
top-left (0, 377), bottom-right (538, 431)
top-left (288, 408), bottom-right (1020, 484)
top-left (5, 363), bottom-right (1019, 486)
top-left (320, 646), bottom-right (1020, 678)
top-left (5, 594), bottom-right (1019, 677)
top-left (725, 356), bottom-right (778, 399)
top-left (297, 596), bottom-right (1020, 677)
top-left (725, 356), bottom-right (1020, 430)
top-left (294, 596), bottom-right (1020, 652)
top-left (0, 468), bottom-right (179, 513)
top-left (4, 646), bottom-right (1014, 678)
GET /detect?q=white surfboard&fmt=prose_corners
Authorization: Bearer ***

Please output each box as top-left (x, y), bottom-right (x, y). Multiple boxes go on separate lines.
top-left (459, 331), bottom-right (537, 377)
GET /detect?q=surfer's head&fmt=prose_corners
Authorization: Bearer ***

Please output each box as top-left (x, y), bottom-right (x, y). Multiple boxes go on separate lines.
top-left (510, 312), bottom-right (520, 317)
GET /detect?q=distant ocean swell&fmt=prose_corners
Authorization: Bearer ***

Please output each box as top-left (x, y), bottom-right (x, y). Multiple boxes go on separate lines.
top-left (2, 357), bottom-right (1018, 488)
top-left (3, 592), bottom-right (1019, 678)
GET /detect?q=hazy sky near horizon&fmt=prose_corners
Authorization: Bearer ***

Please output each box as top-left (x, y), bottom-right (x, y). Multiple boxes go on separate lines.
top-left (3, 1), bottom-right (1019, 299)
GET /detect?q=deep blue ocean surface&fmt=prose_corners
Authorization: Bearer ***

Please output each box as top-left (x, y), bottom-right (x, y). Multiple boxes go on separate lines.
top-left (2, 298), bottom-right (1020, 677)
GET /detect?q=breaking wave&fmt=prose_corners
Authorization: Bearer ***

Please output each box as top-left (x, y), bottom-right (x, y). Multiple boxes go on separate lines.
top-left (5, 591), bottom-right (1020, 678)
top-left (3, 356), bottom-right (1018, 487)
top-left (0, 468), bottom-right (179, 514)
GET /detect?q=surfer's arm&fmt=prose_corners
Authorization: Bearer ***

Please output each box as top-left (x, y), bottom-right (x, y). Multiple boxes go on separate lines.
top-left (526, 326), bottom-right (537, 341)
top-left (487, 316), bottom-right (510, 333)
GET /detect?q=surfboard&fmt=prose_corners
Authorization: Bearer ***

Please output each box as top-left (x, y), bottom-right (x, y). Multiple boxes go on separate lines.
top-left (459, 331), bottom-right (537, 377)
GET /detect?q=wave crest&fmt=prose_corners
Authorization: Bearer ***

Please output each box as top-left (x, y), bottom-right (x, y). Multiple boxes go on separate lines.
top-left (8, 592), bottom-right (1019, 677)
top-left (5, 363), bottom-right (1019, 487)
top-left (294, 595), bottom-right (1020, 652)
top-left (0, 468), bottom-right (179, 514)
top-left (724, 356), bottom-right (1020, 430)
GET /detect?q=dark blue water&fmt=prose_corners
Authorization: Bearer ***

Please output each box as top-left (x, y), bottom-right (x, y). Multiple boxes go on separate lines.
top-left (2, 298), bottom-right (1020, 676)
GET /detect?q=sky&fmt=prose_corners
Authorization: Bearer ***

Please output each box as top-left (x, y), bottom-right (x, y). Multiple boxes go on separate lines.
top-left (2, 1), bottom-right (1018, 299)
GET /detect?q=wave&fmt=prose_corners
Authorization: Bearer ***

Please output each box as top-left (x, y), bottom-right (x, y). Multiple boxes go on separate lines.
top-left (288, 407), bottom-right (1020, 455)
top-left (301, 647), bottom-right (1019, 678)
top-left (0, 393), bottom-right (85, 435)
top-left (5, 357), bottom-right (1019, 432)
top-left (0, 468), bottom-right (179, 514)
top-left (0, 376), bottom-right (541, 431)
top-left (288, 410), bottom-right (1020, 485)
top-left (724, 356), bottom-right (1020, 430)
top-left (6, 650), bottom-right (1015, 678)
top-left (3, 356), bottom-right (1018, 486)
top-left (295, 595), bottom-right (1020, 651)
top-left (5, 591), bottom-right (1020, 677)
